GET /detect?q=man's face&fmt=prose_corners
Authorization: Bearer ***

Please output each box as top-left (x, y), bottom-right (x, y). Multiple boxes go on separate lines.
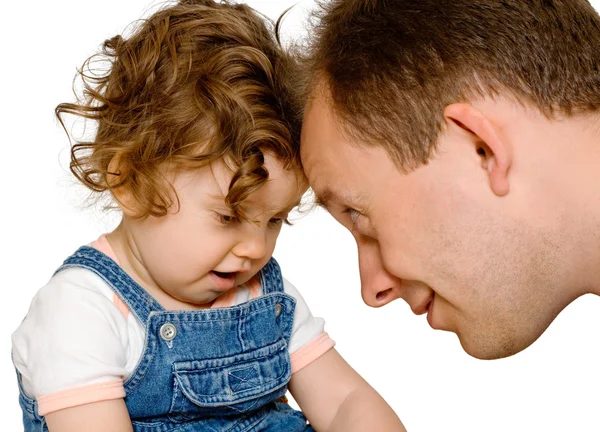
top-left (301, 93), bottom-right (573, 360)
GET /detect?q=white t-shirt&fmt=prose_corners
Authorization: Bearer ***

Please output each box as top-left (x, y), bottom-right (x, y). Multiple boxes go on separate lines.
top-left (12, 237), bottom-right (334, 416)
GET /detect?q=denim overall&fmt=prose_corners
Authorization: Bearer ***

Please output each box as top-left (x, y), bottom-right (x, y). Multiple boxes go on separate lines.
top-left (18, 246), bottom-right (314, 431)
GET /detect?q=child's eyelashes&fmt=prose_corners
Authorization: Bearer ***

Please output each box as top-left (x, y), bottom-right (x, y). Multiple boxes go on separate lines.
top-left (214, 212), bottom-right (290, 228)
top-left (268, 218), bottom-right (290, 228)
top-left (215, 212), bottom-right (241, 226)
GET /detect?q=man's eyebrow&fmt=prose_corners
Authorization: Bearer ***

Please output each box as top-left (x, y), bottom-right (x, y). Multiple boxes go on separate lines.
top-left (315, 188), bottom-right (364, 209)
top-left (314, 187), bottom-right (334, 208)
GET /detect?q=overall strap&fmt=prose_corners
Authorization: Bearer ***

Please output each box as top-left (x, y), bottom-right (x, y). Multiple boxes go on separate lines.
top-left (259, 257), bottom-right (285, 295)
top-left (55, 246), bottom-right (164, 324)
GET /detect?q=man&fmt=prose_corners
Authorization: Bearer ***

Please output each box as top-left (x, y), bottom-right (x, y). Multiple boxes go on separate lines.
top-left (300, 0), bottom-right (600, 360)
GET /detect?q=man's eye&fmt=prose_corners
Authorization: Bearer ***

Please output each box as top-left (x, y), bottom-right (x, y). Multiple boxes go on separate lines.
top-left (349, 209), bottom-right (361, 223)
top-left (343, 208), bottom-right (361, 224)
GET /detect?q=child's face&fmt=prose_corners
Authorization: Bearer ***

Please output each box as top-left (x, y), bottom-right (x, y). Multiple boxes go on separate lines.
top-left (118, 154), bottom-right (307, 308)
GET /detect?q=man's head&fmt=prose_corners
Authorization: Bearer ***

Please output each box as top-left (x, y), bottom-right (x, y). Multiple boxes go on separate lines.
top-left (300, 0), bottom-right (600, 359)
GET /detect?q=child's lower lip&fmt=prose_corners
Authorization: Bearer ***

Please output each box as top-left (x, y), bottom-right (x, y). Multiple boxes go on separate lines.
top-left (209, 271), bottom-right (236, 291)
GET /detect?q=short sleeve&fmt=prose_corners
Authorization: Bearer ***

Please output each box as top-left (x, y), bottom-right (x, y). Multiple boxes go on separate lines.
top-left (283, 278), bottom-right (335, 373)
top-left (12, 268), bottom-right (130, 415)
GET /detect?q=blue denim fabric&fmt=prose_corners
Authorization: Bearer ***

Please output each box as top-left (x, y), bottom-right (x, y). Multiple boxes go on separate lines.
top-left (17, 246), bottom-right (314, 431)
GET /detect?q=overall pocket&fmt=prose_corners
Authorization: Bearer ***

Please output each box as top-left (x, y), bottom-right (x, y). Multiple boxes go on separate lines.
top-left (169, 338), bottom-right (291, 418)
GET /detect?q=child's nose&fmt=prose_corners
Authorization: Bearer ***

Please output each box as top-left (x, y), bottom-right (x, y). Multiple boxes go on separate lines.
top-left (233, 229), bottom-right (268, 260)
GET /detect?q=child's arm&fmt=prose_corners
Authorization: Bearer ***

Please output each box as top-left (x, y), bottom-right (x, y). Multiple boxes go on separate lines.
top-left (289, 348), bottom-right (406, 432)
top-left (45, 399), bottom-right (133, 432)
top-left (12, 271), bottom-right (136, 432)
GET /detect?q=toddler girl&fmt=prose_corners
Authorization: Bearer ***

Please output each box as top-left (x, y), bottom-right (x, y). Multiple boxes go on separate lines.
top-left (12, 1), bottom-right (405, 431)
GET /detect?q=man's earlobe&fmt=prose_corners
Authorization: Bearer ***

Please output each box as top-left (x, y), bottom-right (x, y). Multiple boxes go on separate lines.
top-left (444, 103), bottom-right (512, 197)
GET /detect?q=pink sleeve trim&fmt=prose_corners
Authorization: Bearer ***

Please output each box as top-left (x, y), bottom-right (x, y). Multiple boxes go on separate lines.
top-left (290, 332), bottom-right (336, 374)
top-left (37, 379), bottom-right (125, 416)
top-left (92, 236), bottom-right (130, 319)
top-left (247, 275), bottom-right (261, 299)
top-left (211, 286), bottom-right (237, 308)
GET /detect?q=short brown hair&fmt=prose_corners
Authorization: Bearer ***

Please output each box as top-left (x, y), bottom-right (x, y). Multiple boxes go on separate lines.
top-left (303, 0), bottom-right (600, 170)
top-left (57, 0), bottom-right (302, 218)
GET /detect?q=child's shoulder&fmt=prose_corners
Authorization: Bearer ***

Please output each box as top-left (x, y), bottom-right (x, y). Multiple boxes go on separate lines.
top-left (15, 264), bottom-right (128, 344)
top-left (34, 265), bottom-right (117, 308)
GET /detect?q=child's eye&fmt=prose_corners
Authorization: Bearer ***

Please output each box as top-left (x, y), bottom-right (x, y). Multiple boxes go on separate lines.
top-left (268, 218), bottom-right (288, 228)
top-left (215, 213), bottom-right (240, 226)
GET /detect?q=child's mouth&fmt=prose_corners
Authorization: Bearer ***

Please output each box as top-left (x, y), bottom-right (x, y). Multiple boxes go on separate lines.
top-left (209, 270), bottom-right (237, 291)
top-left (212, 270), bottom-right (235, 279)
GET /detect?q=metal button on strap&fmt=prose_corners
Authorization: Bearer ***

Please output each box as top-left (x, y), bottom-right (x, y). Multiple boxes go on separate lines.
top-left (160, 323), bottom-right (177, 341)
top-left (275, 303), bottom-right (282, 317)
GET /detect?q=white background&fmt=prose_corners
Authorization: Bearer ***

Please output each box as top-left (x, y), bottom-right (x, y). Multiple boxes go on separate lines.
top-left (2, 1), bottom-right (600, 431)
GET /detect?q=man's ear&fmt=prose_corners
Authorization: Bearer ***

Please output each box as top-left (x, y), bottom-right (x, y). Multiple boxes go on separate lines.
top-left (444, 103), bottom-right (512, 197)
top-left (107, 154), bottom-right (138, 217)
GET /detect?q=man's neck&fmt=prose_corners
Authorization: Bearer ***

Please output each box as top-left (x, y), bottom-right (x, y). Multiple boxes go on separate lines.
top-left (547, 113), bottom-right (600, 296)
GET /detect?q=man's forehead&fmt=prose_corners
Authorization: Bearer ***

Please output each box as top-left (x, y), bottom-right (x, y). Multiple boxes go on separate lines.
top-left (302, 99), bottom-right (346, 178)
top-left (301, 91), bottom-right (346, 152)
top-left (301, 87), bottom-right (376, 210)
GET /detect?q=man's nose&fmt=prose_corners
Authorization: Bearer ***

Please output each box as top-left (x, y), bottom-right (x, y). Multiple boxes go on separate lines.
top-left (357, 235), bottom-right (403, 308)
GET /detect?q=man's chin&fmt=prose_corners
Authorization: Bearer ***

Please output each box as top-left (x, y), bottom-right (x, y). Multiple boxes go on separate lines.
top-left (455, 330), bottom-right (529, 361)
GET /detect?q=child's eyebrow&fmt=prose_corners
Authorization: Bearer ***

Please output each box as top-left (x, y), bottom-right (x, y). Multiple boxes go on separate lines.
top-left (252, 197), bottom-right (303, 216)
top-left (205, 193), bottom-right (227, 203)
top-left (205, 193), bottom-right (301, 214)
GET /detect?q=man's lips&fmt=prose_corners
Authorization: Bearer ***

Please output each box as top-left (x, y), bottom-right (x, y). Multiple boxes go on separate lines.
top-left (412, 294), bottom-right (434, 316)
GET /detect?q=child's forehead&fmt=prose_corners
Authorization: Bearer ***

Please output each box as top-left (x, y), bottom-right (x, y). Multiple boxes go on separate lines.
top-left (213, 154), bottom-right (305, 185)
top-left (244, 186), bottom-right (305, 213)
top-left (203, 156), bottom-right (306, 209)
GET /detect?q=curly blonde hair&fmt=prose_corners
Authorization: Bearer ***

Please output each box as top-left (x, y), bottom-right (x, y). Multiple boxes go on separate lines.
top-left (57, 0), bottom-right (303, 218)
